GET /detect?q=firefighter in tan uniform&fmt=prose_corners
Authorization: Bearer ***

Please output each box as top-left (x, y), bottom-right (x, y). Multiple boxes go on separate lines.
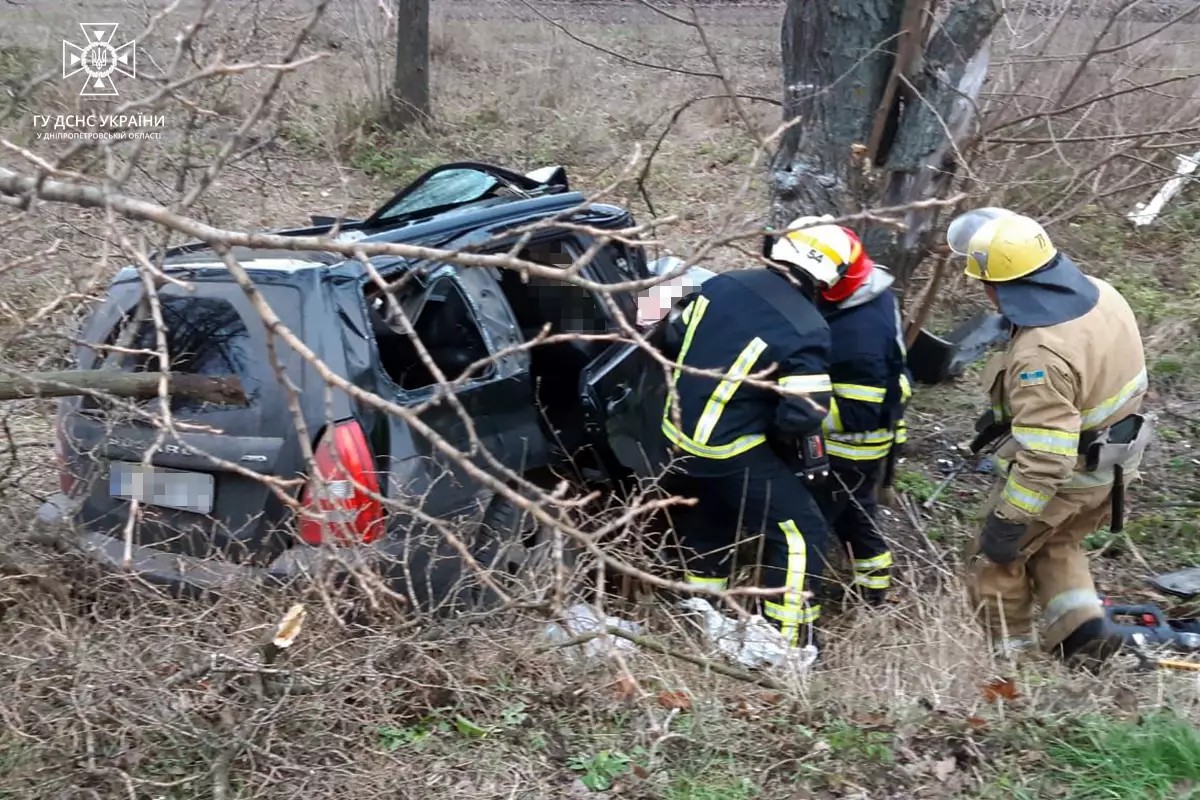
top-left (948, 209), bottom-right (1154, 668)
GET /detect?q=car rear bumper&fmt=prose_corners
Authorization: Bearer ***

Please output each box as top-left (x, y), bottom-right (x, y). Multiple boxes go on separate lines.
top-left (37, 492), bottom-right (364, 599)
top-left (35, 493), bottom-right (504, 608)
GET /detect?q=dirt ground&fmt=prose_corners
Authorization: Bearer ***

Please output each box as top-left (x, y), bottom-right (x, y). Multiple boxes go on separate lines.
top-left (2, 1), bottom-right (1200, 798)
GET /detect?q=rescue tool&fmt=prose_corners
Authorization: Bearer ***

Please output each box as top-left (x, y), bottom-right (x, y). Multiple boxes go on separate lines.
top-left (921, 408), bottom-right (1010, 510)
top-left (1103, 600), bottom-right (1200, 654)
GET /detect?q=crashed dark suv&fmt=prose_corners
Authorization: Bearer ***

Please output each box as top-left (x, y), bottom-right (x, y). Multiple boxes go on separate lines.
top-left (41, 162), bottom-right (674, 608)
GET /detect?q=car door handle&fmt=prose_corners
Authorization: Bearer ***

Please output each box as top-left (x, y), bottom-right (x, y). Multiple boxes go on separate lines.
top-left (606, 384), bottom-right (632, 413)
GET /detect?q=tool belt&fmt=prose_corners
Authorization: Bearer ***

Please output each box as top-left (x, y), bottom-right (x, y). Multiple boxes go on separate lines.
top-left (1079, 412), bottom-right (1157, 474)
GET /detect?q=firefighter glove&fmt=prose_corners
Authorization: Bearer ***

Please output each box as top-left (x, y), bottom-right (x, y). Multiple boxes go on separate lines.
top-left (980, 511), bottom-right (1027, 565)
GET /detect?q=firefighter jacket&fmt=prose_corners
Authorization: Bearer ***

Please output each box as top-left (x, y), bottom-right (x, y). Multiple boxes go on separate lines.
top-left (819, 267), bottom-right (913, 465)
top-left (984, 274), bottom-right (1147, 526)
top-left (661, 267), bottom-right (833, 477)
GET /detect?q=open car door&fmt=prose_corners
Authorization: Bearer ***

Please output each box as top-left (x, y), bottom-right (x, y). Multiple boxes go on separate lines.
top-left (579, 308), bottom-right (683, 483)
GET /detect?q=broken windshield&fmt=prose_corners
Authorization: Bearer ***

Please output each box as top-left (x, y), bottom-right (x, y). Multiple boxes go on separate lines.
top-left (372, 167), bottom-right (501, 223)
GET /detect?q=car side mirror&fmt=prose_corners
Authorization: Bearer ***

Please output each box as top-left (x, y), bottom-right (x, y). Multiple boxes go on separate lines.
top-left (647, 256), bottom-right (684, 278)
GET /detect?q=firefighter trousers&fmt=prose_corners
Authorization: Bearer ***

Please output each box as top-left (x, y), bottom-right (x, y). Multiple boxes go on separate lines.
top-left (966, 480), bottom-right (1114, 651)
top-left (668, 447), bottom-right (830, 646)
top-left (814, 458), bottom-right (893, 601)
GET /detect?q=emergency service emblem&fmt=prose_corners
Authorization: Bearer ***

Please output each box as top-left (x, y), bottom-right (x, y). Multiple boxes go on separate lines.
top-left (62, 23), bottom-right (137, 97)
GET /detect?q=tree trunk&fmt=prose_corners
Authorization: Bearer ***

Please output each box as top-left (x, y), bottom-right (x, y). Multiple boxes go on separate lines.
top-left (0, 371), bottom-right (247, 405)
top-left (390, 0), bottom-right (431, 128)
top-left (770, 0), bottom-right (1002, 289)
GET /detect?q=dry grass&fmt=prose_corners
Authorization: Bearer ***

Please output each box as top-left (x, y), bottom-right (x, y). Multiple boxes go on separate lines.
top-left (3, 1), bottom-right (1200, 798)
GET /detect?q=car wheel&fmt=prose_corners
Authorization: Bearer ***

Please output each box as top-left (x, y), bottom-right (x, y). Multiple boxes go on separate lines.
top-left (472, 494), bottom-right (584, 607)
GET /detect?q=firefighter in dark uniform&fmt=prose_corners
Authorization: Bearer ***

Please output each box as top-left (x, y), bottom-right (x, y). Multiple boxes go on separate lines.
top-left (795, 224), bottom-right (912, 605)
top-left (664, 217), bottom-right (841, 653)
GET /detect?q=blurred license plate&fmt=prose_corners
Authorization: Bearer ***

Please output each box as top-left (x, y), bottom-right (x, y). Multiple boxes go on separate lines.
top-left (109, 462), bottom-right (215, 515)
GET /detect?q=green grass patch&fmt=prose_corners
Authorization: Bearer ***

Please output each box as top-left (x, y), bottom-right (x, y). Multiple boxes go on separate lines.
top-left (667, 771), bottom-right (761, 800)
top-left (1036, 712), bottom-right (1200, 799)
top-left (348, 139), bottom-right (449, 184)
top-left (894, 469), bottom-right (938, 503)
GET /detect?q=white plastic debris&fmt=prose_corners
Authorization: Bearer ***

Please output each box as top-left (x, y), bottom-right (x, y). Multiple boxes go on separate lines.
top-left (539, 603), bottom-right (643, 662)
top-left (1128, 150), bottom-right (1200, 227)
top-left (678, 598), bottom-right (818, 673)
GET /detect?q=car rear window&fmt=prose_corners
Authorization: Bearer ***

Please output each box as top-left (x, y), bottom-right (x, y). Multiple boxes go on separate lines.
top-left (131, 296), bottom-right (252, 413)
top-left (87, 282), bottom-right (283, 416)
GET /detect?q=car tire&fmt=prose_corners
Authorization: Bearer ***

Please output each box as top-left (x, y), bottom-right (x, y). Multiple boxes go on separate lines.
top-left (469, 493), bottom-right (584, 610)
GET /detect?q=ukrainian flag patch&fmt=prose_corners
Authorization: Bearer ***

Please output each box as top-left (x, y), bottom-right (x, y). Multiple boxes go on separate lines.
top-left (1018, 369), bottom-right (1047, 387)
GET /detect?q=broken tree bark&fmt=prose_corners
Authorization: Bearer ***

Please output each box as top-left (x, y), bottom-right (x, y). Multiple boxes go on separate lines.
top-left (770, 0), bottom-right (1003, 289)
top-left (0, 371), bottom-right (248, 405)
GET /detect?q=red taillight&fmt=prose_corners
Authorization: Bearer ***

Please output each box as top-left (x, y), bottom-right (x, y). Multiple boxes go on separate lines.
top-left (297, 420), bottom-right (384, 546)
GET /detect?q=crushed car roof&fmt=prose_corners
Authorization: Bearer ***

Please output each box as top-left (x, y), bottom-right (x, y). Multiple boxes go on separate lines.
top-left (115, 162), bottom-right (602, 283)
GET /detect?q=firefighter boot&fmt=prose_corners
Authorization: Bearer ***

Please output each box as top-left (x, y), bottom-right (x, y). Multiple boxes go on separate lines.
top-left (856, 570), bottom-right (890, 607)
top-left (852, 566), bottom-right (891, 607)
top-left (1055, 617), bottom-right (1125, 672)
top-left (851, 552), bottom-right (893, 608)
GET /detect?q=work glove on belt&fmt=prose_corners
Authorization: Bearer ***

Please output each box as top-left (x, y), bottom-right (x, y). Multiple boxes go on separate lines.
top-left (980, 511), bottom-right (1028, 565)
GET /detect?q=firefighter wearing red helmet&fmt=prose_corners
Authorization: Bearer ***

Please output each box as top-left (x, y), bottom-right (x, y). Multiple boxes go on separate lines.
top-left (778, 221), bottom-right (912, 605)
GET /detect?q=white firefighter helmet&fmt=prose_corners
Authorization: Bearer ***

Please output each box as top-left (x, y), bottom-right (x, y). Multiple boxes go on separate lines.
top-left (769, 215), bottom-right (855, 288)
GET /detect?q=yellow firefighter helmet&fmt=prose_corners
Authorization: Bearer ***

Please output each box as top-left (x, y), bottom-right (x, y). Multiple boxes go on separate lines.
top-left (952, 210), bottom-right (1058, 282)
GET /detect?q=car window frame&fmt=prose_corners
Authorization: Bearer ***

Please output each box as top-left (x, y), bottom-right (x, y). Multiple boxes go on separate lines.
top-left (481, 230), bottom-right (620, 334)
top-left (361, 265), bottom-right (515, 402)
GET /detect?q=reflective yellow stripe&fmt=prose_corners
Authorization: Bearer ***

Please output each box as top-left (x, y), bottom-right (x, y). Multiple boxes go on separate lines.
top-left (993, 455), bottom-right (1118, 490)
top-left (762, 519), bottom-right (813, 646)
top-left (829, 429), bottom-right (894, 445)
top-left (682, 301), bottom-right (694, 324)
top-left (827, 427), bottom-right (895, 459)
top-left (1012, 425), bottom-right (1079, 457)
top-left (853, 573), bottom-right (891, 590)
top-left (1043, 588), bottom-right (1102, 630)
top-left (694, 338), bottom-right (767, 445)
top-left (670, 295), bottom-right (708, 386)
top-left (661, 297), bottom-right (769, 460)
top-left (899, 373), bottom-right (912, 402)
top-left (1080, 368), bottom-right (1148, 429)
top-left (662, 419), bottom-right (766, 459)
top-left (764, 600), bottom-right (821, 624)
top-left (833, 383), bottom-right (887, 403)
top-left (685, 574), bottom-right (728, 590)
top-left (822, 396), bottom-right (843, 434)
top-left (827, 439), bottom-right (892, 460)
top-left (1002, 475), bottom-right (1050, 515)
top-left (853, 551), bottom-right (893, 571)
top-left (894, 418), bottom-right (908, 445)
top-left (779, 373), bottom-right (833, 394)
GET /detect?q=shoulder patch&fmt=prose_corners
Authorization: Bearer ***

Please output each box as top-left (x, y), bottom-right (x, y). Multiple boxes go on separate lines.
top-left (1018, 369), bottom-right (1047, 387)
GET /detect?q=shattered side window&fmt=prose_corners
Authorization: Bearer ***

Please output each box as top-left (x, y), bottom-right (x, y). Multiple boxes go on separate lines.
top-left (367, 277), bottom-right (494, 392)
